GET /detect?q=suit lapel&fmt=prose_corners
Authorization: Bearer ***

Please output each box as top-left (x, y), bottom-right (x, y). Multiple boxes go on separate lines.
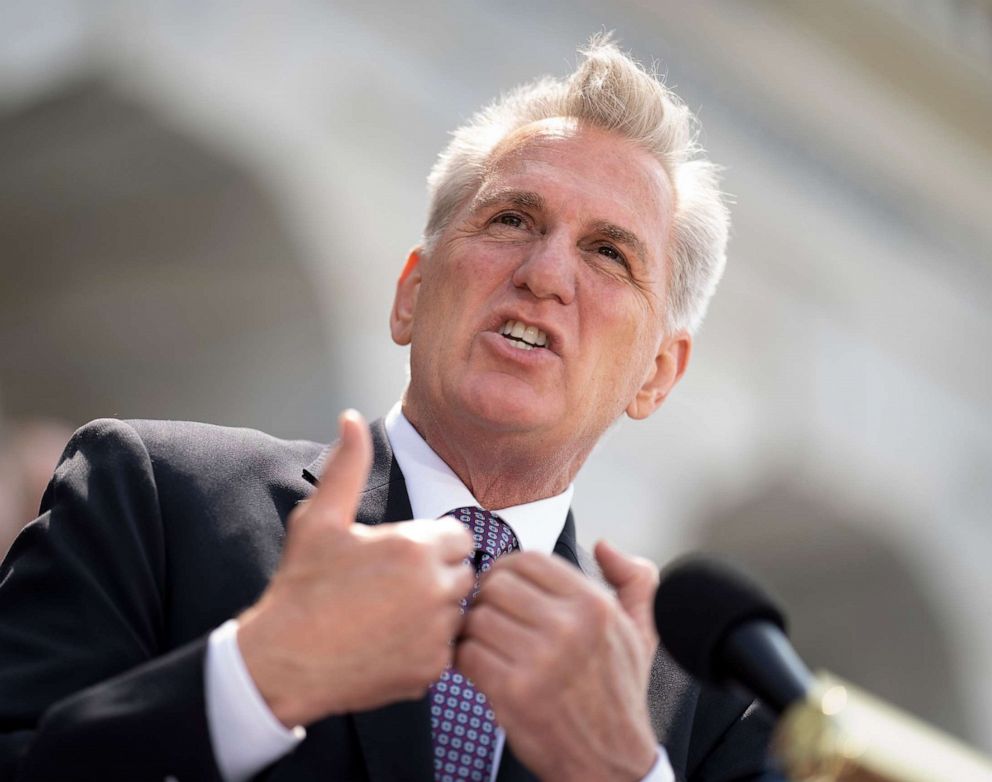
top-left (551, 510), bottom-right (579, 568)
top-left (302, 418), bottom-right (401, 495)
top-left (303, 420), bottom-right (436, 782)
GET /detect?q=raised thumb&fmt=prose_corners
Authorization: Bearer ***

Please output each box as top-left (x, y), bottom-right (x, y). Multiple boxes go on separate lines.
top-left (595, 539), bottom-right (659, 636)
top-left (306, 409), bottom-right (373, 529)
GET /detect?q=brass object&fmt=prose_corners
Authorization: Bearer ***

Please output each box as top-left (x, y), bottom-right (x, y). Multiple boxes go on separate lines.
top-left (772, 672), bottom-right (992, 782)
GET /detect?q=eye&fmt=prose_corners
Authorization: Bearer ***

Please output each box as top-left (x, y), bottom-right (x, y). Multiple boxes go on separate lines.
top-left (596, 244), bottom-right (628, 267)
top-left (492, 212), bottom-right (526, 229)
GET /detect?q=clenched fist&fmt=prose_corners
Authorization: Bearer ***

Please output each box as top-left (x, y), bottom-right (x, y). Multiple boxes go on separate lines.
top-left (238, 410), bottom-right (475, 727)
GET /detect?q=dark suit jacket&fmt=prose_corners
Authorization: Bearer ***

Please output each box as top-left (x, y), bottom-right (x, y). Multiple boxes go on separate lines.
top-left (0, 418), bottom-right (779, 781)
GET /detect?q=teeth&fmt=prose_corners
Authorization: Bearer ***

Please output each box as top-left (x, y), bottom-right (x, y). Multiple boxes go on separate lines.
top-left (499, 319), bottom-right (548, 348)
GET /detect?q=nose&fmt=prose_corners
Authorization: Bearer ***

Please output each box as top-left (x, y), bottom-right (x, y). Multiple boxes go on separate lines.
top-left (510, 232), bottom-right (576, 305)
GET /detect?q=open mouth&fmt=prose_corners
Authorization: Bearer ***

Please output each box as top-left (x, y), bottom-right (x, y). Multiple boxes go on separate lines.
top-left (499, 319), bottom-right (549, 351)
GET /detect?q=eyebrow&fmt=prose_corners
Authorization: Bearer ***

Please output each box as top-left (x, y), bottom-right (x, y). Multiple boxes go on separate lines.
top-left (591, 221), bottom-right (648, 261)
top-left (472, 189), bottom-right (649, 261)
top-left (471, 189), bottom-right (545, 213)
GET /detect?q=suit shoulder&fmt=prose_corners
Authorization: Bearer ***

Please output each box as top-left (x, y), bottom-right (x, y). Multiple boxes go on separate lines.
top-left (66, 418), bottom-right (323, 485)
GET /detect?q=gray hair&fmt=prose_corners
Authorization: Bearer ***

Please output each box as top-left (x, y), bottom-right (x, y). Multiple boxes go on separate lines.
top-left (424, 35), bottom-right (729, 334)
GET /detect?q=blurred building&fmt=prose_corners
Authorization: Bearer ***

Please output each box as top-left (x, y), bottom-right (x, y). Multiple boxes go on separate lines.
top-left (0, 417), bottom-right (73, 556)
top-left (1, 0), bottom-right (990, 753)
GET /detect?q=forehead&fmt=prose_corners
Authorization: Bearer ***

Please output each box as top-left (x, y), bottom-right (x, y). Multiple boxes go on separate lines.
top-left (475, 119), bottom-right (674, 246)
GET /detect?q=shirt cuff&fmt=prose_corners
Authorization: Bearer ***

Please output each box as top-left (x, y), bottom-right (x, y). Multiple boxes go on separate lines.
top-left (205, 619), bottom-right (306, 782)
top-left (641, 745), bottom-right (676, 782)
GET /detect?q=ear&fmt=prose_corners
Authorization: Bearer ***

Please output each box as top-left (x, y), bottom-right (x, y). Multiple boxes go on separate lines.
top-left (626, 331), bottom-right (692, 420)
top-left (390, 248), bottom-right (422, 346)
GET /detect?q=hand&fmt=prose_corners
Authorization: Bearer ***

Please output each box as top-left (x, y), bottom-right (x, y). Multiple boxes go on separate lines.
top-left (455, 541), bottom-right (659, 782)
top-left (238, 410), bottom-right (475, 727)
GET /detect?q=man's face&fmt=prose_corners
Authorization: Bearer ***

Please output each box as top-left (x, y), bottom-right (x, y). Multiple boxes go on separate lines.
top-left (393, 119), bottom-right (690, 462)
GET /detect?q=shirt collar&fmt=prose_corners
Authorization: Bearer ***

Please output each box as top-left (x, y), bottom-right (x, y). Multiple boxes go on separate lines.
top-left (384, 402), bottom-right (573, 556)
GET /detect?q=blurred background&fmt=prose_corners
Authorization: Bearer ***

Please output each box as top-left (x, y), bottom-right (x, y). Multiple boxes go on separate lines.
top-left (1, 0), bottom-right (990, 755)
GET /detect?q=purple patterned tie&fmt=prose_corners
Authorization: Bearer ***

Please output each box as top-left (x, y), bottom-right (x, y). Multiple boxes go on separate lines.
top-left (430, 507), bottom-right (520, 782)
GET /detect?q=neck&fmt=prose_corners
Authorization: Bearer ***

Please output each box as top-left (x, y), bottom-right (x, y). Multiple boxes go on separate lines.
top-left (402, 400), bottom-right (589, 510)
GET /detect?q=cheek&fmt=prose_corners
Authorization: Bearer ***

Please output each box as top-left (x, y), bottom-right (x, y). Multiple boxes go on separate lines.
top-left (410, 273), bottom-right (478, 359)
top-left (453, 237), bottom-right (524, 277)
top-left (582, 300), bottom-right (659, 392)
top-left (412, 270), bottom-right (457, 331)
top-left (581, 289), bottom-right (649, 355)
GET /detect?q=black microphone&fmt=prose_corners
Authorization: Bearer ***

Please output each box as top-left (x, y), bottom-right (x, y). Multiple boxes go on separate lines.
top-left (653, 557), bottom-right (813, 714)
top-left (655, 558), bottom-right (992, 781)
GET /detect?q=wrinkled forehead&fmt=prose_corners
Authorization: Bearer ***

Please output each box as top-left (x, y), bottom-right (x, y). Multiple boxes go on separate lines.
top-left (473, 118), bottom-right (674, 241)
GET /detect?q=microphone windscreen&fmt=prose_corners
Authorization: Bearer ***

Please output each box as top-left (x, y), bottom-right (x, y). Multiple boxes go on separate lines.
top-left (654, 556), bottom-right (786, 683)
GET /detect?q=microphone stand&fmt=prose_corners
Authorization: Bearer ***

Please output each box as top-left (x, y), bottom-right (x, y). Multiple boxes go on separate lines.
top-left (772, 672), bottom-right (992, 782)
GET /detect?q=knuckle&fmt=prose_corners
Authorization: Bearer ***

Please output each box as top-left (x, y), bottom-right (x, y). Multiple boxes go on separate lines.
top-left (423, 578), bottom-right (449, 607)
top-left (466, 603), bottom-right (489, 627)
top-left (462, 605), bottom-right (489, 638)
top-left (440, 518), bottom-right (473, 543)
top-left (437, 568), bottom-right (465, 599)
top-left (454, 565), bottom-right (475, 594)
top-left (481, 568), bottom-right (508, 592)
top-left (406, 537), bottom-right (434, 567)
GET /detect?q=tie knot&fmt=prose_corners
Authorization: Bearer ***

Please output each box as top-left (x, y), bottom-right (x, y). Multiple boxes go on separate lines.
top-left (445, 506), bottom-right (519, 562)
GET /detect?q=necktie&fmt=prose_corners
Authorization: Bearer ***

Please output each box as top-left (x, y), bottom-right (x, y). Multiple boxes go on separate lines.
top-left (430, 507), bottom-right (520, 782)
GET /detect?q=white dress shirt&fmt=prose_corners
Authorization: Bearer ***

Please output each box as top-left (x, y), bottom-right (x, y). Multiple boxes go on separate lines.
top-left (205, 403), bottom-right (673, 782)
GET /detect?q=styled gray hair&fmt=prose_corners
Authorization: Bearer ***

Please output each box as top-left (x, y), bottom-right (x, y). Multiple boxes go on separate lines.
top-left (424, 35), bottom-right (729, 334)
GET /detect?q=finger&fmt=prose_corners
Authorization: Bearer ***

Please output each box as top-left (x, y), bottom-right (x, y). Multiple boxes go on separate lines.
top-left (461, 603), bottom-right (538, 663)
top-left (443, 561), bottom-right (476, 604)
top-left (307, 409), bottom-right (373, 529)
top-left (594, 539), bottom-right (658, 632)
top-left (475, 568), bottom-right (559, 628)
top-left (394, 518), bottom-right (475, 564)
top-left (489, 550), bottom-right (588, 596)
top-left (456, 636), bottom-right (515, 691)
top-left (439, 566), bottom-right (474, 641)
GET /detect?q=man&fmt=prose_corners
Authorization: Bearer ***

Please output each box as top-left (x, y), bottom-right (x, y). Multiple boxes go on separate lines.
top-left (0, 38), bottom-right (776, 781)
